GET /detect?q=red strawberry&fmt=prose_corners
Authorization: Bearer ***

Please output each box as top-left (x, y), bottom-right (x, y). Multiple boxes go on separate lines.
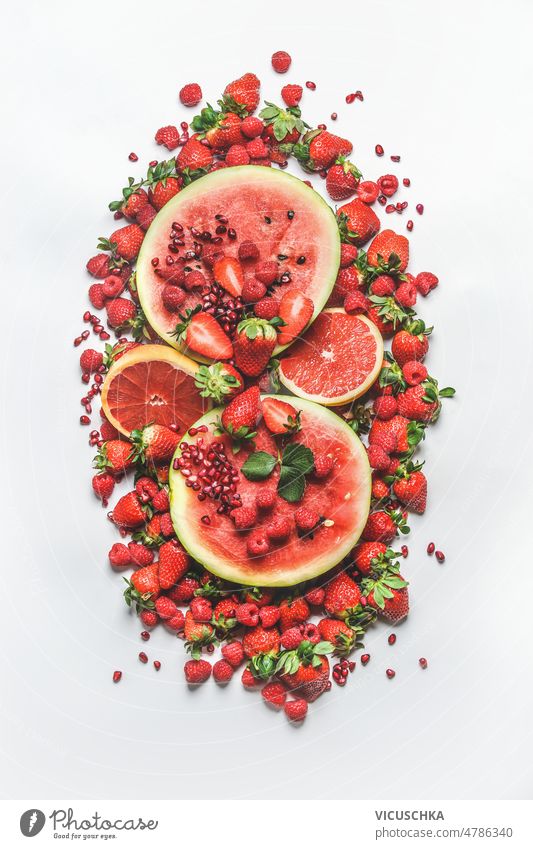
top-left (154, 125), bottom-right (180, 150)
top-left (242, 626), bottom-right (280, 659)
top-left (211, 255), bottom-right (244, 297)
top-left (324, 572), bottom-right (361, 619)
top-left (225, 144), bottom-right (250, 166)
top-left (391, 321), bottom-right (431, 365)
top-left (281, 84), bottom-right (303, 107)
top-left (364, 572), bottom-right (409, 623)
top-left (151, 177), bottom-right (181, 210)
top-left (131, 424), bottom-right (180, 465)
top-left (155, 596), bottom-right (179, 620)
top-left (277, 642), bottom-right (331, 702)
top-left (177, 138), bottom-right (213, 171)
top-left (241, 116), bottom-right (264, 138)
top-left (284, 698), bottom-right (308, 721)
top-left (279, 597), bottom-right (310, 631)
top-left (397, 384), bottom-right (439, 422)
top-left (254, 297), bottom-right (280, 320)
top-left (183, 611), bottom-right (215, 654)
top-left (194, 362), bottom-right (244, 403)
top-left (112, 492), bottom-right (146, 528)
top-left (184, 659), bottom-right (212, 684)
top-left (337, 198), bottom-right (380, 246)
top-left (362, 511), bottom-right (397, 543)
top-left (94, 439), bottom-right (134, 474)
top-left (167, 575), bottom-right (200, 604)
top-left (261, 397), bottom-right (299, 436)
top-left (158, 539), bottom-right (189, 589)
top-left (246, 137), bottom-right (269, 159)
top-left (124, 563), bottom-right (160, 611)
top-left (121, 189), bottom-right (149, 220)
top-left (220, 385), bottom-right (261, 439)
top-left (277, 290), bottom-right (314, 346)
top-left (223, 72), bottom-right (260, 114)
top-left (317, 618), bottom-right (356, 655)
top-left (201, 111), bottom-right (244, 149)
top-left (327, 264), bottom-right (365, 306)
top-left (393, 466), bottom-right (427, 513)
top-left (294, 130), bottom-right (353, 170)
top-left (103, 224), bottom-right (144, 261)
top-left (272, 50), bottom-right (292, 73)
top-left (105, 297), bottom-right (137, 329)
top-left (367, 230), bottom-right (409, 273)
top-left (326, 158), bottom-right (362, 201)
top-left (233, 317), bottom-right (278, 377)
top-left (136, 204), bottom-right (157, 231)
top-left (179, 83), bottom-right (202, 106)
top-left (352, 541), bottom-right (389, 576)
top-left (174, 309), bottom-right (233, 360)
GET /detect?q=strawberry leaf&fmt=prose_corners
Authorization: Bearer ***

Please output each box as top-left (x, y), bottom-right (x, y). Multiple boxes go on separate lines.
top-left (241, 451), bottom-right (277, 481)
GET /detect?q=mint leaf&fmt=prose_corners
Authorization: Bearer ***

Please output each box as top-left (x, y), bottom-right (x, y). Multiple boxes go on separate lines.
top-left (277, 443), bottom-right (314, 503)
top-left (241, 451), bottom-right (277, 482)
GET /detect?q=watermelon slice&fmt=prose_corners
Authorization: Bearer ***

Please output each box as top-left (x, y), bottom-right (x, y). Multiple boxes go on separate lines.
top-left (169, 396), bottom-right (371, 587)
top-left (136, 166), bottom-right (340, 358)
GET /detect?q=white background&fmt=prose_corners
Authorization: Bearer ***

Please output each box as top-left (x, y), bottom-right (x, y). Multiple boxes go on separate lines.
top-left (1, 0), bottom-right (533, 801)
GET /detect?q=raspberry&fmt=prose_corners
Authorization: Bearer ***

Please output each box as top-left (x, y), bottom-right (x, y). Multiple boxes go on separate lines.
top-left (230, 505), bottom-right (257, 530)
top-left (152, 488), bottom-right (170, 512)
top-left (155, 596), bottom-right (179, 620)
top-left (256, 487), bottom-right (276, 511)
top-left (259, 605), bottom-right (280, 627)
top-left (238, 240), bottom-right (260, 262)
top-left (377, 174), bottom-right (399, 197)
top-left (357, 180), bottom-right (380, 204)
top-left (271, 50), bottom-right (292, 73)
top-left (79, 349), bottom-right (104, 373)
top-left (140, 609), bottom-right (159, 628)
top-left (255, 261), bottom-right (278, 285)
top-left (167, 576), bottom-right (200, 604)
top-left (402, 361), bottom-right (428, 385)
top-left (304, 586), bottom-right (325, 606)
top-left (92, 472), bottom-right (115, 503)
top-left (241, 667), bottom-right (261, 689)
top-left (88, 283), bottom-right (107, 310)
top-left (102, 274), bottom-right (125, 298)
top-left (166, 610), bottom-right (185, 632)
top-left (372, 477), bottom-right (390, 500)
top-left (226, 144), bottom-right (250, 166)
top-left (108, 543), bottom-right (132, 568)
top-left (254, 298), bottom-right (279, 320)
top-left (159, 512), bottom-right (174, 537)
top-left (179, 83), bottom-right (202, 106)
top-left (340, 243), bottom-right (359, 267)
top-left (136, 204), bottom-right (157, 231)
top-left (222, 640), bottom-right (245, 667)
top-left (344, 291), bottom-right (369, 314)
top-left (189, 597), bottom-right (213, 623)
top-left (280, 626), bottom-right (303, 649)
top-left (183, 270), bottom-right (207, 291)
top-left (241, 116), bottom-right (264, 138)
top-left (242, 277), bottom-right (267, 303)
top-left (235, 603), bottom-right (260, 627)
top-left (373, 395), bottom-right (398, 420)
top-left (184, 659), bottom-right (212, 684)
top-left (294, 507), bottom-right (320, 533)
top-left (281, 84), bottom-right (303, 107)
top-left (415, 271), bottom-right (439, 296)
top-left (246, 138), bottom-right (269, 159)
top-left (135, 476), bottom-right (159, 501)
top-left (87, 254), bottom-right (110, 278)
top-left (266, 516), bottom-right (292, 541)
top-left (284, 698), bottom-right (308, 722)
top-left (162, 284), bottom-right (186, 312)
top-left (127, 542), bottom-right (154, 567)
top-left (261, 682), bottom-right (287, 707)
top-left (313, 453), bottom-right (333, 479)
top-left (213, 659), bottom-right (234, 683)
top-left (247, 530), bottom-right (270, 557)
top-left (367, 444), bottom-right (390, 471)
top-left (154, 125), bottom-right (180, 151)
top-left (395, 282), bottom-right (417, 308)
top-left (371, 275), bottom-right (396, 296)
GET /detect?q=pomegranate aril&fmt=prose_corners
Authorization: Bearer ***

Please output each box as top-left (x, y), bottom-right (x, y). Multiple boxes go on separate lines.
top-left (140, 631), bottom-right (150, 641)
top-left (427, 542), bottom-right (435, 555)
top-left (346, 93), bottom-right (356, 104)
top-left (375, 144), bottom-right (384, 156)
top-left (403, 177), bottom-right (411, 187)
top-left (361, 653), bottom-right (370, 666)
top-left (80, 415), bottom-right (90, 425)
top-left (419, 657), bottom-right (428, 669)
top-left (113, 671), bottom-right (122, 683)
top-left (416, 203), bottom-right (424, 214)
top-left (407, 220), bottom-right (414, 232)
top-left (401, 545), bottom-right (408, 557)
top-left (386, 668), bottom-right (396, 679)
top-left (139, 652), bottom-right (148, 663)
top-left (388, 633), bottom-right (396, 646)
top-left (305, 81), bottom-right (316, 90)
top-left (435, 550), bottom-right (445, 563)
top-left (154, 660), bottom-right (161, 670)
top-left (391, 155), bottom-right (400, 162)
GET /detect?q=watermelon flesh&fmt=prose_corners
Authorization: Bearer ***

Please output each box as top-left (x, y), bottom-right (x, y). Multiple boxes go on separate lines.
top-left (136, 166), bottom-right (340, 357)
top-left (169, 396), bottom-right (371, 587)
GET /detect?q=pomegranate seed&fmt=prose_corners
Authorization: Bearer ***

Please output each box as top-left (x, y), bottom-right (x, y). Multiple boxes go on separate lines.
top-left (149, 160), bottom-right (157, 167)
top-left (390, 155), bottom-right (400, 162)
top-left (403, 177), bottom-right (411, 187)
top-left (330, 112), bottom-right (337, 120)
top-left (207, 644), bottom-right (215, 653)
top-left (346, 93), bottom-right (356, 104)
top-left (80, 415), bottom-right (90, 425)
top-left (386, 668), bottom-right (396, 679)
top-left (317, 123), bottom-right (327, 130)
top-left (325, 681), bottom-right (332, 691)
top-left (73, 335), bottom-right (83, 347)
top-left (419, 657), bottom-right (428, 669)
top-left (427, 542), bottom-right (435, 554)
top-left (348, 661), bottom-right (355, 672)
top-left (361, 653), bottom-right (370, 666)
top-left (93, 324), bottom-right (103, 333)
top-left (128, 152), bottom-right (138, 162)
top-left (407, 220), bottom-right (414, 231)
top-left (401, 545), bottom-right (408, 557)
top-left (377, 195), bottom-right (387, 206)
top-left (416, 203), bottom-right (424, 214)
top-left (112, 671), bottom-right (122, 683)
top-left (83, 311), bottom-right (91, 322)
top-left (355, 90), bottom-right (364, 101)
top-left (388, 633), bottom-right (397, 646)
top-left (306, 81), bottom-right (316, 90)
top-left (140, 631), bottom-right (150, 641)
top-left (385, 204), bottom-right (396, 214)
top-left (435, 550), bottom-right (446, 563)
top-left (375, 144), bottom-right (384, 156)
top-left (114, 211), bottom-right (124, 220)
top-left (201, 515), bottom-right (211, 525)
top-left (154, 660), bottom-right (161, 670)
top-left (139, 652), bottom-right (148, 663)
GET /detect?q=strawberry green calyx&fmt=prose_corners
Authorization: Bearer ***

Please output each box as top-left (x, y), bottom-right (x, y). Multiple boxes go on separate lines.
top-left (379, 355), bottom-right (406, 393)
top-left (185, 627), bottom-right (218, 660)
top-left (369, 294), bottom-right (415, 329)
top-left (211, 613), bottom-right (237, 638)
top-left (236, 316), bottom-right (281, 343)
top-left (259, 101), bottom-right (307, 142)
top-left (343, 402), bottom-right (372, 435)
top-left (108, 158), bottom-right (178, 211)
top-left (125, 306), bottom-right (149, 341)
top-left (405, 318), bottom-right (433, 339)
top-left (388, 507), bottom-right (410, 535)
top-left (193, 579), bottom-right (223, 600)
top-left (195, 363), bottom-right (240, 404)
top-left (249, 651), bottom-right (279, 680)
top-left (361, 566), bottom-right (408, 612)
top-left (171, 305), bottom-right (202, 344)
top-left (335, 155), bottom-right (363, 182)
top-left (123, 578), bottom-right (155, 613)
top-left (214, 419), bottom-right (257, 447)
top-left (275, 639), bottom-right (333, 675)
top-left (131, 528), bottom-right (164, 549)
top-left (191, 103), bottom-right (223, 133)
top-left (342, 605), bottom-right (377, 641)
top-left (218, 94), bottom-right (249, 117)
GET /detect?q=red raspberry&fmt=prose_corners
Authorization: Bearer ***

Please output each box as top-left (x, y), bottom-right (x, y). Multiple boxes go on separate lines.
top-left (154, 125), bottom-right (180, 151)
top-left (184, 659), bottom-right (212, 684)
top-left (415, 271), bottom-right (439, 296)
top-left (284, 698), bottom-right (308, 722)
top-left (167, 576), bottom-right (200, 604)
top-left (108, 542), bottom-right (131, 568)
top-left (255, 261), bottom-right (278, 285)
top-left (304, 586), bottom-right (325, 606)
top-left (259, 605), bottom-right (280, 628)
top-left (155, 597), bottom-right (179, 620)
top-left (262, 682), bottom-right (287, 707)
top-left (102, 274), bottom-right (125, 298)
top-left (254, 298), bottom-right (279, 320)
top-left (387, 456), bottom-right (401, 476)
top-left (271, 50), bottom-right (292, 73)
top-left (140, 609), bottom-right (159, 628)
top-left (242, 277), bottom-right (267, 303)
top-left (373, 395), bottom-right (398, 420)
top-left (183, 270), bottom-right (207, 291)
top-left (100, 419), bottom-right (119, 441)
top-left (340, 243), bottom-right (359, 267)
top-left (222, 640), bottom-right (245, 667)
top-left (266, 516), bottom-right (292, 541)
top-left (87, 254), bottom-right (110, 278)
top-left (377, 174), bottom-right (399, 197)
top-left (281, 627), bottom-right (303, 649)
top-left (246, 138), bottom-right (269, 159)
top-left (166, 611), bottom-right (185, 632)
top-left (238, 240), bottom-right (260, 262)
top-left (159, 512), bottom-right (174, 537)
top-left (235, 603), bottom-right (260, 627)
top-left (241, 667), bottom-right (261, 689)
top-left (152, 488), bottom-right (170, 512)
top-left (135, 476), bottom-right (159, 501)
top-left (241, 116), bottom-right (264, 138)
top-left (313, 453), bottom-right (333, 479)
top-left (372, 477), bottom-right (390, 500)
top-left (256, 488), bottom-right (276, 511)
top-left (357, 180), bottom-right (380, 204)
top-left (402, 361), bottom-right (428, 385)
top-left (88, 283), bottom-right (107, 309)
top-left (127, 542), bottom-right (154, 567)
top-left (294, 507), bottom-right (320, 533)
top-left (371, 275), bottom-right (396, 296)
top-left (230, 505), bottom-right (257, 530)
top-left (281, 84), bottom-right (303, 107)
top-left (136, 204), bottom-right (157, 231)
top-left (226, 144), bottom-right (250, 166)
top-left (92, 473), bottom-right (115, 504)
top-left (395, 282), bottom-right (417, 308)
top-left (213, 659), bottom-right (234, 683)
top-left (80, 348), bottom-right (104, 373)
top-left (344, 291), bottom-right (369, 314)
top-left (189, 597), bottom-right (213, 623)
top-left (162, 284), bottom-right (186, 312)
top-left (247, 530), bottom-right (270, 557)
top-left (367, 444), bottom-right (390, 472)
top-left (179, 83), bottom-right (202, 106)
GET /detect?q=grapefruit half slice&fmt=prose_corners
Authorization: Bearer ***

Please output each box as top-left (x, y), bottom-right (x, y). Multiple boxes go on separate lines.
top-left (278, 309), bottom-right (383, 406)
top-left (101, 344), bottom-right (208, 436)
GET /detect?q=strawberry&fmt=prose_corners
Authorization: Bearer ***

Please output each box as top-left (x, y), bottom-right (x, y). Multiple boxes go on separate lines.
top-left (246, 137), bottom-right (269, 159)
top-left (222, 640), bottom-right (245, 667)
top-left (261, 397), bottom-right (300, 435)
top-left (292, 129), bottom-right (353, 171)
top-left (241, 276), bottom-right (267, 303)
top-left (121, 189), bottom-right (149, 219)
top-left (242, 626), bottom-right (280, 659)
top-left (177, 138), bottom-right (213, 171)
top-left (213, 659), bottom-right (234, 683)
top-left (262, 682), bottom-right (287, 708)
top-left (279, 597), bottom-right (310, 631)
top-left (373, 395), bottom-right (398, 420)
top-left (105, 297), bottom-right (137, 329)
top-left (94, 439), bottom-right (134, 474)
top-left (151, 177), bottom-right (181, 210)
top-left (317, 618), bottom-right (356, 656)
top-left (324, 572), bottom-right (361, 619)
top-left (184, 659), bottom-right (212, 683)
top-left (277, 640), bottom-right (332, 702)
top-left (87, 254), bottom-right (111, 278)
top-left (277, 290), bottom-right (314, 346)
top-left (179, 83), bottom-right (202, 106)
top-left (184, 611), bottom-right (215, 656)
top-left (284, 698), bottom-right (308, 721)
top-left (326, 158), bottom-right (362, 201)
top-left (112, 491), bottom-right (146, 529)
top-left (241, 116), bottom-right (264, 138)
top-left (136, 204), bottom-right (157, 231)
top-left (272, 50), bottom-right (292, 73)
top-left (393, 463), bottom-right (427, 513)
top-left (194, 362), bottom-right (244, 403)
top-left (130, 424), bottom-right (180, 465)
top-left (174, 308), bottom-right (233, 360)
top-left (108, 542), bottom-right (131, 568)
top-left (363, 569), bottom-right (409, 623)
top-left (391, 320), bottom-right (431, 365)
top-left (223, 72), bottom-right (260, 114)
top-left (124, 563), bottom-right (160, 611)
top-left (241, 667), bottom-right (262, 689)
top-left (337, 198), bottom-right (380, 246)
top-left (167, 575), bottom-right (200, 604)
top-left (281, 84), bottom-right (303, 107)
top-left (158, 539), bottom-right (189, 589)
top-left (397, 383), bottom-right (440, 422)
top-left (362, 511), bottom-right (398, 543)
top-left (233, 317), bottom-right (279, 377)
top-left (213, 256), bottom-right (244, 297)
top-left (367, 444), bottom-right (390, 471)
top-left (369, 414), bottom-right (425, 455)
top-left (225, 144), bottom-right (250, 166)
top-left (260, 103), bottom-right (304, 144)
top-left (100, 224), bottom-right (144, 261)
top-left (220, 385), bottom-right (261, 440)
top-left (213, 598), bottom-right (237, 624)
top-left (328, 264), bottom-right (365, 305)
top-left (352, 541), bottom-right (389, 576)
top-left (154, 125), bottom-right (180, 150)
top-left (192, 108), bottom-right (244, 149)
top-left (367, 229), bottom-right (409, 273)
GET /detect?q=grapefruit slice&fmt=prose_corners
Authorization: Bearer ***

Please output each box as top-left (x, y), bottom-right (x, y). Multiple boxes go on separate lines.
top-left (101, 344), bottom-right (208, 437)
top-left (169, 396), bottom-right (371, 587)
top-left (136, 166), bottom-right (340, 358)
top-left (278, 309), bottom-right (383, 406)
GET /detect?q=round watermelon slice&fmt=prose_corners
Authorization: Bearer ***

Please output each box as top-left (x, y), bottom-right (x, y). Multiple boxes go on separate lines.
top-left (136, 166), bottom-right (340, 358)
top-left (169, 396), bottom-right (371, 587)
